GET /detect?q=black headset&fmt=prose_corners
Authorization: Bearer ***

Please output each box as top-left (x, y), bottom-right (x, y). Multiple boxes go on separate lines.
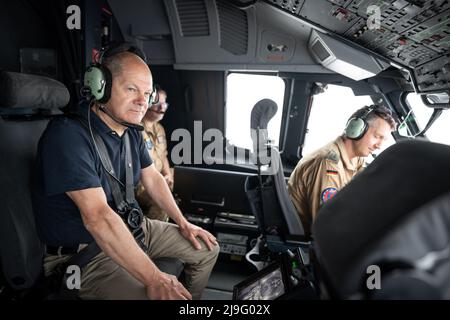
top-left (83, 42), bottom-right (157, 105)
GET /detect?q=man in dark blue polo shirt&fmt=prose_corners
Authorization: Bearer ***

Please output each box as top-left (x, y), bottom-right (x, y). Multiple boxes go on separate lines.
top-left (33, 49), bottom-right (219, 300)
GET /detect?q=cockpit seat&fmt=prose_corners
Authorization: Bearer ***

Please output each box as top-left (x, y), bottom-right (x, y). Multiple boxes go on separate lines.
top-left (0, 71), bottom-right (183, 299)
top-left (313, 140), bottom-right (450, 299)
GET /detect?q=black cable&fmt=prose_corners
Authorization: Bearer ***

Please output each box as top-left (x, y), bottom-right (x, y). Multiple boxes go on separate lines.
top-left (87, 101), bottom-right (125, 188)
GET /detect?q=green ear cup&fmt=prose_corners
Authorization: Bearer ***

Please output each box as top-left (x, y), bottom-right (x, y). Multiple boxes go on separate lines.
top-left (83, 43), bottom-right (149, 103)
top-left (345, 117), bottom-right (367, 140)
top-left (84, 66), bottom-right (106, 101)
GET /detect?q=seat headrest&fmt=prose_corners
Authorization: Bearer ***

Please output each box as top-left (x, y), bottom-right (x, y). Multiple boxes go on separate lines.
top-left (250, 99), bottom-right (278, 130)
top-left (0, 71), bottom-right (69, 110)
top-left (313, 140), bottom-right (450, 297)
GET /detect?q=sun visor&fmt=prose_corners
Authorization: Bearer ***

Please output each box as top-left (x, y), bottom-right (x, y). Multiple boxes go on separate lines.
top-left (308, 30), bottom-right (389, 81)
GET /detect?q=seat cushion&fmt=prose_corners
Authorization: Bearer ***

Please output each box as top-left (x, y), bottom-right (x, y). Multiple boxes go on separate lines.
top-left (154, 257), bottom-right (184, 278)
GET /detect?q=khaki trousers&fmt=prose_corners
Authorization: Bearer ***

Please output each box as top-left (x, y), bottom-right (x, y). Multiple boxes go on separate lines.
top-left (43, 218), bottom-right (219, 300)
top-left (145, 198), bottom-right (169, 222)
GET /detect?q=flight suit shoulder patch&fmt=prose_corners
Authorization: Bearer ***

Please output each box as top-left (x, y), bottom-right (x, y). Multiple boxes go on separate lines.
top-left (324, 150), bottom-right (339, 164)
top-left (144, 137), bottom-right (153, 150)
top-left (326, 169), bottom-right (339, 176)
top-left (321, 187), bottom-right (338, 203)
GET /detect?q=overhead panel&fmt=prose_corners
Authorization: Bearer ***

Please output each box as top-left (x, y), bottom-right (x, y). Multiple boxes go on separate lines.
top-left (217, 0), bottom-right (248, 55)
top-left (299, 0), bottom-right (361, 34)
top-left (164, 0), bottom-right (329, 72)
top-left (107, 0), bottom-right (175, 65)
top-left (414, 55), bottom-right (450, 91)
top-left (175, 0), bottom-right (210, 36)
top-left (404, 10), bottom-right (450, 54)
top-left (268, 0), bottom-right (305, 15)
top-left (265, 0), bottom-right (450, 92)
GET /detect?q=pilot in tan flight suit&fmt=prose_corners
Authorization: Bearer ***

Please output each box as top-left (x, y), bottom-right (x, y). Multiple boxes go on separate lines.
top-left (288, 105), bottom-right (396, 237)
top-left (136, 87), bottom-right (173, 222)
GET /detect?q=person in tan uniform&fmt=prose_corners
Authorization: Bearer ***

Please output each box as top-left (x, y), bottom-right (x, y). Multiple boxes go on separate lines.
top-left (288, 105), bottom-right (397, 237)
top-left (136, 87), bottom-right (173, 221)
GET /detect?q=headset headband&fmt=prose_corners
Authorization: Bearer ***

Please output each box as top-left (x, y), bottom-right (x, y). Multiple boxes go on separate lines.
top-left (359, 105), bottom-right (375, 120)
top-left (98, 42), bottom-right (147, 64)
top-left (83, 41), bottom-right (156, 104)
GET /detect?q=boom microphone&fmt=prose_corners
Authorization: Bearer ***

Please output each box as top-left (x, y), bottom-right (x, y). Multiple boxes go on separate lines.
top-left (99, 105), bottom-right (144, 131)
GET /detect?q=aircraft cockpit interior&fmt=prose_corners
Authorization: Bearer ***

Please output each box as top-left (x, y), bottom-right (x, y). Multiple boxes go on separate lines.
top-left (1, 0), bottom-right (450, 303)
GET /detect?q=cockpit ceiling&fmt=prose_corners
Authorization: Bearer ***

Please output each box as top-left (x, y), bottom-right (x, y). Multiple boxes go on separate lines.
top-left (265, 0), bottom-right (450, 92)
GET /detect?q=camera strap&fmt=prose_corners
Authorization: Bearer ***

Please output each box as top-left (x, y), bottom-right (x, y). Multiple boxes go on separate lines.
top-left (71, 113), bottom-right (147, 250)
top-left (90, 125), bottom-right (126, 211)
top-left (46, 111), bottom-right (148, 298)
top-left (124, 132), bottom-right (135, 205)
top-left (89, 125), bottom-right (147, 251)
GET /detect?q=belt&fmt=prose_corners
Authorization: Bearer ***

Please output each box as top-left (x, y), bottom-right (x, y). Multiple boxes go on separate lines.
top-left (46, 245), bottom-right (82, 255)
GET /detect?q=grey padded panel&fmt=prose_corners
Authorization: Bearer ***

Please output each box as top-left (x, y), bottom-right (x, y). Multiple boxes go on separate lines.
top-left (250, 99), bottom-right (278, 130)
top-left (270, 146), bottom-right (305, 237)
top-left (0, 118), bottom-right (48, 289)
top-left (0, 117), bottom-right (184, 291)
top-left (0, 71), bottom-right (69, 110)
top-left (341, 191), bottom-right (450, 298)
top-left (0, 71), bottom-right (68, 291)
top-left (313, 140), bottom-right (450, 298)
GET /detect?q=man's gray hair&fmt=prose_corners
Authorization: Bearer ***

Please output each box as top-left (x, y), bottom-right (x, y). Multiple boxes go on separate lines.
top-left (102, 52), bottom-right (127, 78)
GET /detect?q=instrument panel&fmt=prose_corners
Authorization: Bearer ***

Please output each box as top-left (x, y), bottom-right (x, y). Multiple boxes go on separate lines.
top-left (266, 0), bottom-right (450, 92)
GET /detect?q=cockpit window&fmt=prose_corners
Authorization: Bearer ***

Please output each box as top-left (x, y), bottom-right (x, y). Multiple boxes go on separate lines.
top-left (302, 84), bottom-right (395, 159)
top-left (405, 93), bottom-right (450, 146)
top-left (225, 73), bottom-right (285, 150)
